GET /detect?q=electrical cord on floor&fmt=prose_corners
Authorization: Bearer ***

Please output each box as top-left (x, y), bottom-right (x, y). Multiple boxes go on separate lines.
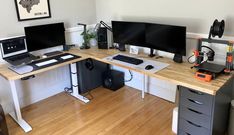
top-left (125, 70), bottom-right (133, 82)
top-left (64, 87), bottom-right (94, 100)
top-left (83, 90), bottom-right (94, 100)
top-left (64, 87), bottom-right (73, 93)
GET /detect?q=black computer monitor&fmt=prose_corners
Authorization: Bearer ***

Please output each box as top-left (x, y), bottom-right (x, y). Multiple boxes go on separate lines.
top-left (24, 22), bottom-right (66, 52)
top-left (146, 23), bottom-right (186, 56)
top-left (112, 21), bottom-right (147, 47)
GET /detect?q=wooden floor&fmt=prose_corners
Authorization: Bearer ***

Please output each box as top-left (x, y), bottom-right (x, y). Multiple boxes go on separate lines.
top-left (6, 86), bottom-right (176, 135)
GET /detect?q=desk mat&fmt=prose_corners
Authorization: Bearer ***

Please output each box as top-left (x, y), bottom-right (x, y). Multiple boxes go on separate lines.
top-left (103, 53), bottom-right (169, 74)
top-left (9, 53), bottom-right (81, 75)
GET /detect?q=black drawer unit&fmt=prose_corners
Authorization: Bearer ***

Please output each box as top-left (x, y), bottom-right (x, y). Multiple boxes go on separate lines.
top-left (180, 105), bottom-right (212, 129)
top-left (179, 118), bottom-right (210, 135)
top-left (178, 84), bottom-right (232, 135)
top-left (180, 96), bottom-right (213, 116)
top-left (180, 87), bottom-right (214, 108)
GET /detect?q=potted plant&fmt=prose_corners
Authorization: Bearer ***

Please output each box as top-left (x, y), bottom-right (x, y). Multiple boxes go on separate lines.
top-left (81, 30), bottom-right (97, 47)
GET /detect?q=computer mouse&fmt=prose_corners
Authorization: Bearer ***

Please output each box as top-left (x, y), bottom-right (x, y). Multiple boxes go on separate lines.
top-left (145, 65), bottom-right (154, 70)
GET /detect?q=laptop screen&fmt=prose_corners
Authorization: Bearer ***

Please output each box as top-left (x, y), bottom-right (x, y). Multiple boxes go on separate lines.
top-left (0, 36), bottom-right (28, 58)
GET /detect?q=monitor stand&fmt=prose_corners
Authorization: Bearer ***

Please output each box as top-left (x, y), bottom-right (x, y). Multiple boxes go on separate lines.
top-left (118, 43), bottom-right (126, 51)
top-left (148, 48), bottom-right (156, 57)
top-left (173, 54), bottom-right (183, 63)
top-left (44, 51), bottom-right (63, 57)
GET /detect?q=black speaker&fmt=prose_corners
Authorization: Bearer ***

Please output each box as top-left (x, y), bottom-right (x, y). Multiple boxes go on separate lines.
top-left (102, 70), bottom-right (125, 91)
top-left (0, 105), bottom-right (9, 135)
top-left (97, 28), bottom-right (108, 49)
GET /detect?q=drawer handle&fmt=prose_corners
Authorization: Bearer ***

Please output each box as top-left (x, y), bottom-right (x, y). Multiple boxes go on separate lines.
top-left (187, 108), bottom-right (203, 115)
top-left (186, 120), bottom-right (202, 128)
top-left (189, 89), bottom-right (204, 95)
top-left (188, 98), bottom-right (203, 105)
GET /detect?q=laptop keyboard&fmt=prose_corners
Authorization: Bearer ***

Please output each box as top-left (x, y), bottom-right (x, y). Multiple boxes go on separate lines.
top-left (8, 53), bottom-right (32, 62)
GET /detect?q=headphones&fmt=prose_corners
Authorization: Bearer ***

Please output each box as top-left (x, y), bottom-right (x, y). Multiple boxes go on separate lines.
top-left (85, 58), bottom-right (94, 71)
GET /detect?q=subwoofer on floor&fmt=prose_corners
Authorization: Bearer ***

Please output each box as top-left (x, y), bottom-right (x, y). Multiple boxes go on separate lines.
top-left (102, 69), bottom-right (125, 91)
top-left (0, 105), bottom-right (8, 135)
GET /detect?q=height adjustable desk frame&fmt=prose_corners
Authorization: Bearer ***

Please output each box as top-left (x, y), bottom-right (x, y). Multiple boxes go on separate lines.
top-left (9, 63), bottom-right (89, 132)
top-left (0, 56), bottom-right (91, 132)
top-left (7, 63), bottom-right (90, 132)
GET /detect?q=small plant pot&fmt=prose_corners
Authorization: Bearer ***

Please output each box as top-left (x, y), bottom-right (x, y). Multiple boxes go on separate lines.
top-left (89, 38), bottom-right (97, 46)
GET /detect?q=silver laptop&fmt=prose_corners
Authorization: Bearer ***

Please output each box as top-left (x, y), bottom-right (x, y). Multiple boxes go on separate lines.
top-left (0, 36), bottom-right (38, 67)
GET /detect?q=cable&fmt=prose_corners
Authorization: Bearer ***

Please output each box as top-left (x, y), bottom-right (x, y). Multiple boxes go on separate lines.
top-left (201, 46), bottom-right (214, 52)
top-left (83, 90), bottom-right (94, 100)
top-left (189, 45), bottom-right (215, 64)
top-left (64, 86), bottom-right (94, 100)
top-left (125, 70), bottom-right (133, 82)
top-left (64, 87), bottom-right (73, 93)
top-left (187, 55), bottom-right (195, 64)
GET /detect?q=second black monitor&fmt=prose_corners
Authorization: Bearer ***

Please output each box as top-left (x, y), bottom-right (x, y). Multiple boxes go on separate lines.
top-left (146, 23), bottom-right (186, 56)
top-left (112, 21), bottom-right (186, 56)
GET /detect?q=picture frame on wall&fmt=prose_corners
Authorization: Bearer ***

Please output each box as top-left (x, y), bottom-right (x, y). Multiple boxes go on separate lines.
top-left (14, 0), bottom-right (51, 21)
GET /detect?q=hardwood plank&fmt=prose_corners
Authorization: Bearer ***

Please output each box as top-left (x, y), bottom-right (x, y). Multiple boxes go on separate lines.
top-left (6, 86), bottom-right (176, 135)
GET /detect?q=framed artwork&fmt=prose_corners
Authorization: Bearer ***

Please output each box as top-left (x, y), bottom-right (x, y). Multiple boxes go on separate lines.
top-left (14, 0), bottom-right (51, 21)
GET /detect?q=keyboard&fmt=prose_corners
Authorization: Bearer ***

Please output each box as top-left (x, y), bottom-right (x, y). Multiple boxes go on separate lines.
top-left (8, 53), bottom-right (33, 62)
top-left (113, 55), bottom-right (143, 65)
top-left (44, 51), bottom-right (63, 57)
top-left (35, 59), bottom-right (58, 67)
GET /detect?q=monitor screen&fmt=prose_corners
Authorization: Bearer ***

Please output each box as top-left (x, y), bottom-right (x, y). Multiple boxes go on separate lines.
top-left (146, 23), bottom-right (186, 56)
top-left (24, 22), bottom-right (65, 52)
top-left (112, 21), bottom-right (147, 47)
top-left (0, 36), bottom-right (27, 58)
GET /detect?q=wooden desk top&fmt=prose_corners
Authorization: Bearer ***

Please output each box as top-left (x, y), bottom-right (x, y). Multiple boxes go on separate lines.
top-left (0, 55), bottom-right (88, 81)
top-left (0, 47), bottom-right (233, 95)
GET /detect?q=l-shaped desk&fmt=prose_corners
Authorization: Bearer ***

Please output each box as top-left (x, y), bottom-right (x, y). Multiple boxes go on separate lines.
top-left (0, 47), bottom-right (233, 135)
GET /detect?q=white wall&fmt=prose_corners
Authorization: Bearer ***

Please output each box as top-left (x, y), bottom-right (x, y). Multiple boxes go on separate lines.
top-left (95, 0), bottom-right (234, 36)
top-left (0, 0), bottom-right (96, 38)
top-left (0, 1), bottom-right (96, 113)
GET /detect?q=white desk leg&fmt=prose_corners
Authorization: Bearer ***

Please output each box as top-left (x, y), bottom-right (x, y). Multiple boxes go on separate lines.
top-left (142, 74), bottom-right (149, 99)
top-left (9, 80), bottom-right (32, 132)
top-left (69, 63), bottom-right (90, 103)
